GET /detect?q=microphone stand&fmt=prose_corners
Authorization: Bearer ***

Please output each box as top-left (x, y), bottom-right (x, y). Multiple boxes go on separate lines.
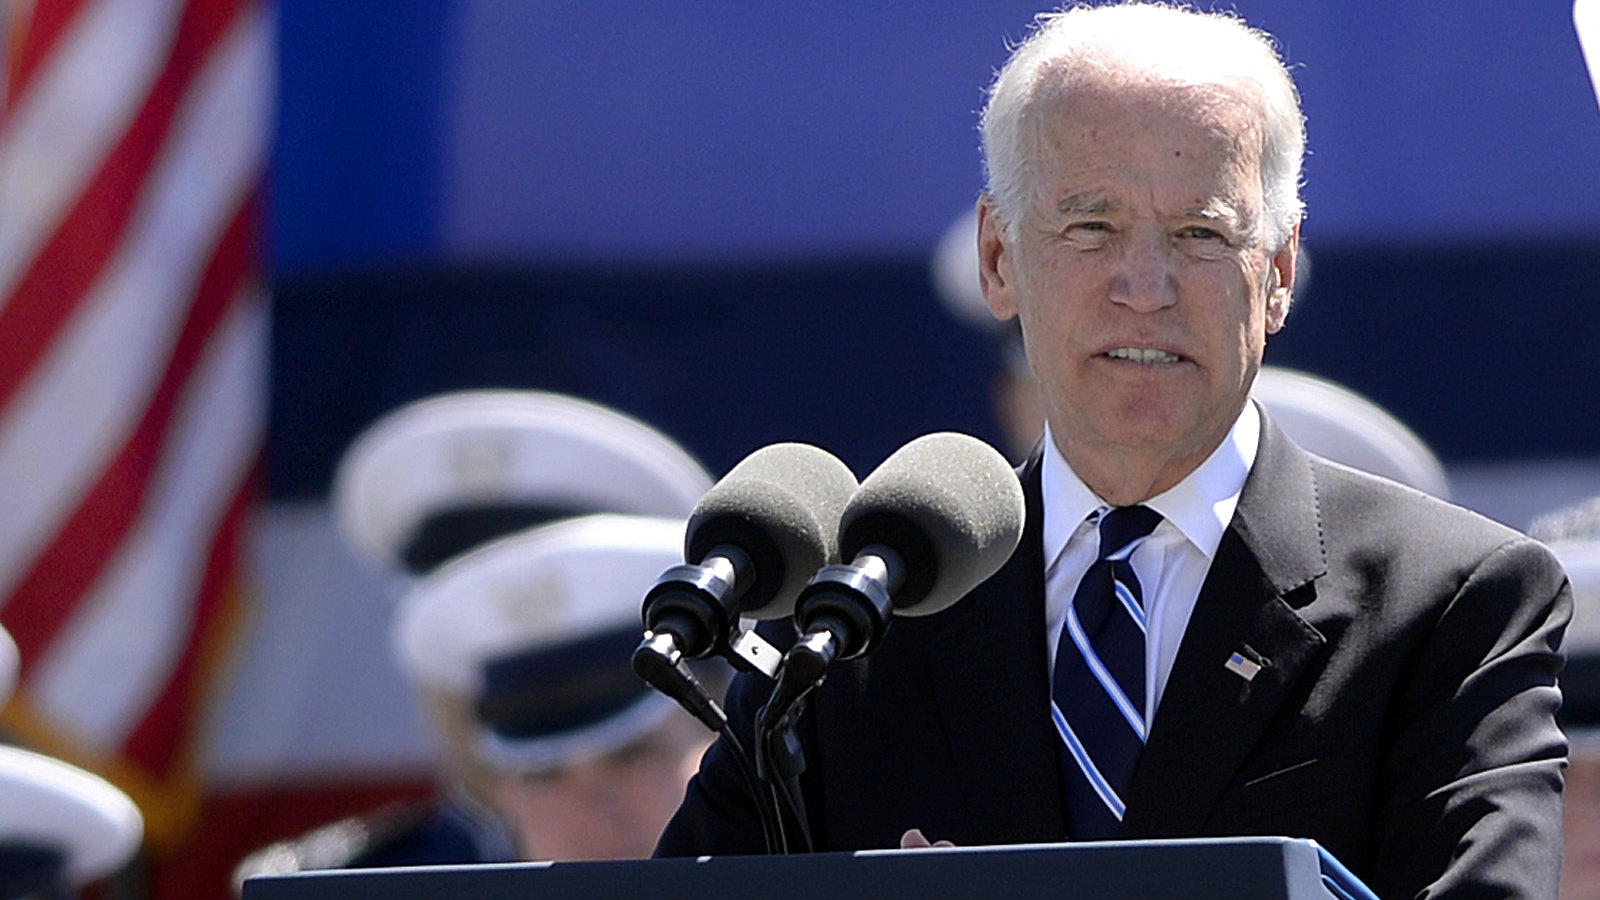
top-left (755, 699), bottom-right (813, 854)
top-left (751, 544), bottom-right (902, 854)
top-left (636, 541), bottom-right (806, 853)
top-left (753, 627), bottom-right (839, 854)
top-left (633, 632), bottom-right (785, 854)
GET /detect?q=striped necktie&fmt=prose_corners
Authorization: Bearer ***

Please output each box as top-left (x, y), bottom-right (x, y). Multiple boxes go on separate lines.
top-left (1052, 504), bottom-right (1162, 840)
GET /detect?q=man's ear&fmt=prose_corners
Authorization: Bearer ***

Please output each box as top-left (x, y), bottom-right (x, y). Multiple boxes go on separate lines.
top-left (977, 197), bottom-right (1018, 321)
top-left (1264, 221), bottom-right (1299, 334)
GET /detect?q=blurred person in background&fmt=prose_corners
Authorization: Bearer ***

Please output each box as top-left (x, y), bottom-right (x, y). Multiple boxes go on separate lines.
top-left (0, 626), bottom-right (144, 899)
top-left (1529, 501), bottom-right (1600, 897)
top-left (233, 391), bottom-right (718, 882)
top-left (385, 512), bottom-right (713, 863)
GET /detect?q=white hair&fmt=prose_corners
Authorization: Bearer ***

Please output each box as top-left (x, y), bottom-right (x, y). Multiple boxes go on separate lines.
top-left (980, 2), bottom-right (1306, 251)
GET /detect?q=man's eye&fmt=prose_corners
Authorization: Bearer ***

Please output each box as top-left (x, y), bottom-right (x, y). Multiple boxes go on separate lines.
top-left (1063, 222), bottom-right (1114, 245)
top-left (1178, 225), bottom-right (1224, 241)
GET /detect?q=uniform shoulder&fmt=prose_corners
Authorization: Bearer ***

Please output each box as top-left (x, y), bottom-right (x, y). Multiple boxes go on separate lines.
top-left (231, 802), bottom-right (439, 888)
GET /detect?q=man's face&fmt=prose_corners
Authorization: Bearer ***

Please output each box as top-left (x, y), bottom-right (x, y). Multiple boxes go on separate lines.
top-left (980, 81), bottom-right (1296, 492)
top-left (491, 713), bottom-right (709, 861)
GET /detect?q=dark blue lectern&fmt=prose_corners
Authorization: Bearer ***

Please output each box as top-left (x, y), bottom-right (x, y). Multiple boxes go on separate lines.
top-left (240, 836), bottom-right (1377, 900)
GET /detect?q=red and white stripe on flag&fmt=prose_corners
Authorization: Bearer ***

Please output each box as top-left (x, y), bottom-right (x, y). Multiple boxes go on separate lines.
top-left (0, 0), bottom-right (272, 850)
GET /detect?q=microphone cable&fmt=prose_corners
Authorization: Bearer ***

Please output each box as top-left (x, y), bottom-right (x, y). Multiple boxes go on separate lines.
top-left (633, 633), bottom-right (783, 854)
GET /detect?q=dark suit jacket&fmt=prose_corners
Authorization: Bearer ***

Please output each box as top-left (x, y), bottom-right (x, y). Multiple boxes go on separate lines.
top-left (657, 414), bottom-right (1571, 900)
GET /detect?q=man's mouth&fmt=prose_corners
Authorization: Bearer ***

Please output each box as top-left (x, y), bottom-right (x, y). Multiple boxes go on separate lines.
top-left (1104, 346), bottom-right (1182, 364)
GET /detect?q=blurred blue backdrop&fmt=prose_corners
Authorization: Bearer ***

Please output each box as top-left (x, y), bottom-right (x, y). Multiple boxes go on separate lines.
top-left (266, 0), bottom-right (1600, 496)
top-left (195, 1), bottom-right (1600, 859)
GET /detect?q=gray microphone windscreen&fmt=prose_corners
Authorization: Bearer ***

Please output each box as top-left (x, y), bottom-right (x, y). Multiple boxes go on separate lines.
top-left (685, 443), bottom-right (858, 619)
top-left (840, 432), bottom-right (1025, 616)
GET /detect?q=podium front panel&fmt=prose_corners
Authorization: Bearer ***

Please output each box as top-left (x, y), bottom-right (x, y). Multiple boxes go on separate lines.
top-left (241, 837), bottom-right (1365, 900)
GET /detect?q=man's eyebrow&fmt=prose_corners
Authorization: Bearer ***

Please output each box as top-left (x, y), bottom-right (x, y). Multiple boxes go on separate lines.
top-left (1182, 198), bottom-right (1244, 222)
top-left (1055, 194), bottom-right (1114, 216)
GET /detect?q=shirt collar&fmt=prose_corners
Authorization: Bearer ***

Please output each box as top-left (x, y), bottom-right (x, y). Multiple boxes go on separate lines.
top-left (1041, 400), bottom-right (1261, 568)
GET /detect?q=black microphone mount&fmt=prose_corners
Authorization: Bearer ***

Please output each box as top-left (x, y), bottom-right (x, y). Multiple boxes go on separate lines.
top-left (631, 543), bottom-right (785, 853)
top-left (757, 544), bottom-right (906, 732)
top-left (634, 543), bottom-right (789, 732)
top-left (639, 544), bottom-right (753, 661)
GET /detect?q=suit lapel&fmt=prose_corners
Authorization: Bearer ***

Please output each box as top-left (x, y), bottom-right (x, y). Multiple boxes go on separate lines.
top-left (911, 415), bottom-right (1332, 841)
top-left (922, 452), bottom-right (1068, 843)
top-left (1121, 411), bottom-right (1330, 835)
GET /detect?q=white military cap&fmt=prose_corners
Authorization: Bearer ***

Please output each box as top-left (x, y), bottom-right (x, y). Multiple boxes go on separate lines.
top-left (392, 513), bottom-right (686, 773)
top-left (0, 626), bottom-right (144, 895)
top-left (333, 390), bottom-right (712, 574)
top-left (0, 627), bottom-right (15, 709)
top-left (1251, 366), bottom-right (1451, 499)
top-left (0, 747), bottom-right (145, 893)
top-left (1534, 533), bottom-right (1600, 732)
top-left (1552, 540), bottom-right (1600, 649)
top-left (1528, 496), bottom-right (1600, 726)
top-left (930, 206), bottom-right (993, 335)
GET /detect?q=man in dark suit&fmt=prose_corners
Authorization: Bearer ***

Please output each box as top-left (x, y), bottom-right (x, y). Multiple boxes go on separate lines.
top-left (656, 4), bottom-right (1571, 898)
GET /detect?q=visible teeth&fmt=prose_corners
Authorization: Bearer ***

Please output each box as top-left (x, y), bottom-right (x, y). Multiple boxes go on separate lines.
top-left (1106, 347), bottom-right (1180, 364)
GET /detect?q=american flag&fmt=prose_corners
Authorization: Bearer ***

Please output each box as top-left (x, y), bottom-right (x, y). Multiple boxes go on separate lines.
top-left (0, 0), bottom-right (272, 853)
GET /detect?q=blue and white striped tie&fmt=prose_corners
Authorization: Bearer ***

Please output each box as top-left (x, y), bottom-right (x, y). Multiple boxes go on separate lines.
top-left (1052, 504), bottom-right (1162, 840)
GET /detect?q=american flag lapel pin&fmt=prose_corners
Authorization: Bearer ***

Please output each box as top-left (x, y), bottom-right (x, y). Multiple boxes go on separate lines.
top-left (1225, 644), bottom-right (1268, 682)
top-left (1226, 645), bottom-right (1268, 701)
top-left (1225, 651), bottom-right (1261, 682)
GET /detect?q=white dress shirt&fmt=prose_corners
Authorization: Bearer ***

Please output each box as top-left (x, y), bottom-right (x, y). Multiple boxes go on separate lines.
top-left (1042, 401), bottom-right (1261, 722)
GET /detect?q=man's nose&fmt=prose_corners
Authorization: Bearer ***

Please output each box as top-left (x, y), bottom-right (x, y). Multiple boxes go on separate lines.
top-left (1107, 232), bottom-right (1178, 312)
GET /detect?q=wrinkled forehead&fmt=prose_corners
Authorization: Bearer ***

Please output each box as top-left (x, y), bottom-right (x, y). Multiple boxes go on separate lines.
top-left (1031, 66), bottom-right (1267, 164)
top-left (1021, 79), bottom-right (1271, 245)
top-left (1029, 77), bottom-right (1266, 198)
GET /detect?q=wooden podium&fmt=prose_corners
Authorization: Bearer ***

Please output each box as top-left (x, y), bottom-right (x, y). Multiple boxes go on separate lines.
top-left (240, 836), bottom-right (1377, 900)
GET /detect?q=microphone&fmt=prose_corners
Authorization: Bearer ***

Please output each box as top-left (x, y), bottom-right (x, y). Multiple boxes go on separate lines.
top-left (633, 442), bottom-right (857, 855)
top-left (635, 442), bottom-right (857, 678)
top-left (759, 432), bottom-right (1025, 729)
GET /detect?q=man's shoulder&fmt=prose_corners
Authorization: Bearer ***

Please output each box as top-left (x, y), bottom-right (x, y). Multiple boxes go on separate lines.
top-left (1305, 453), bottom-right (1557, 570)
